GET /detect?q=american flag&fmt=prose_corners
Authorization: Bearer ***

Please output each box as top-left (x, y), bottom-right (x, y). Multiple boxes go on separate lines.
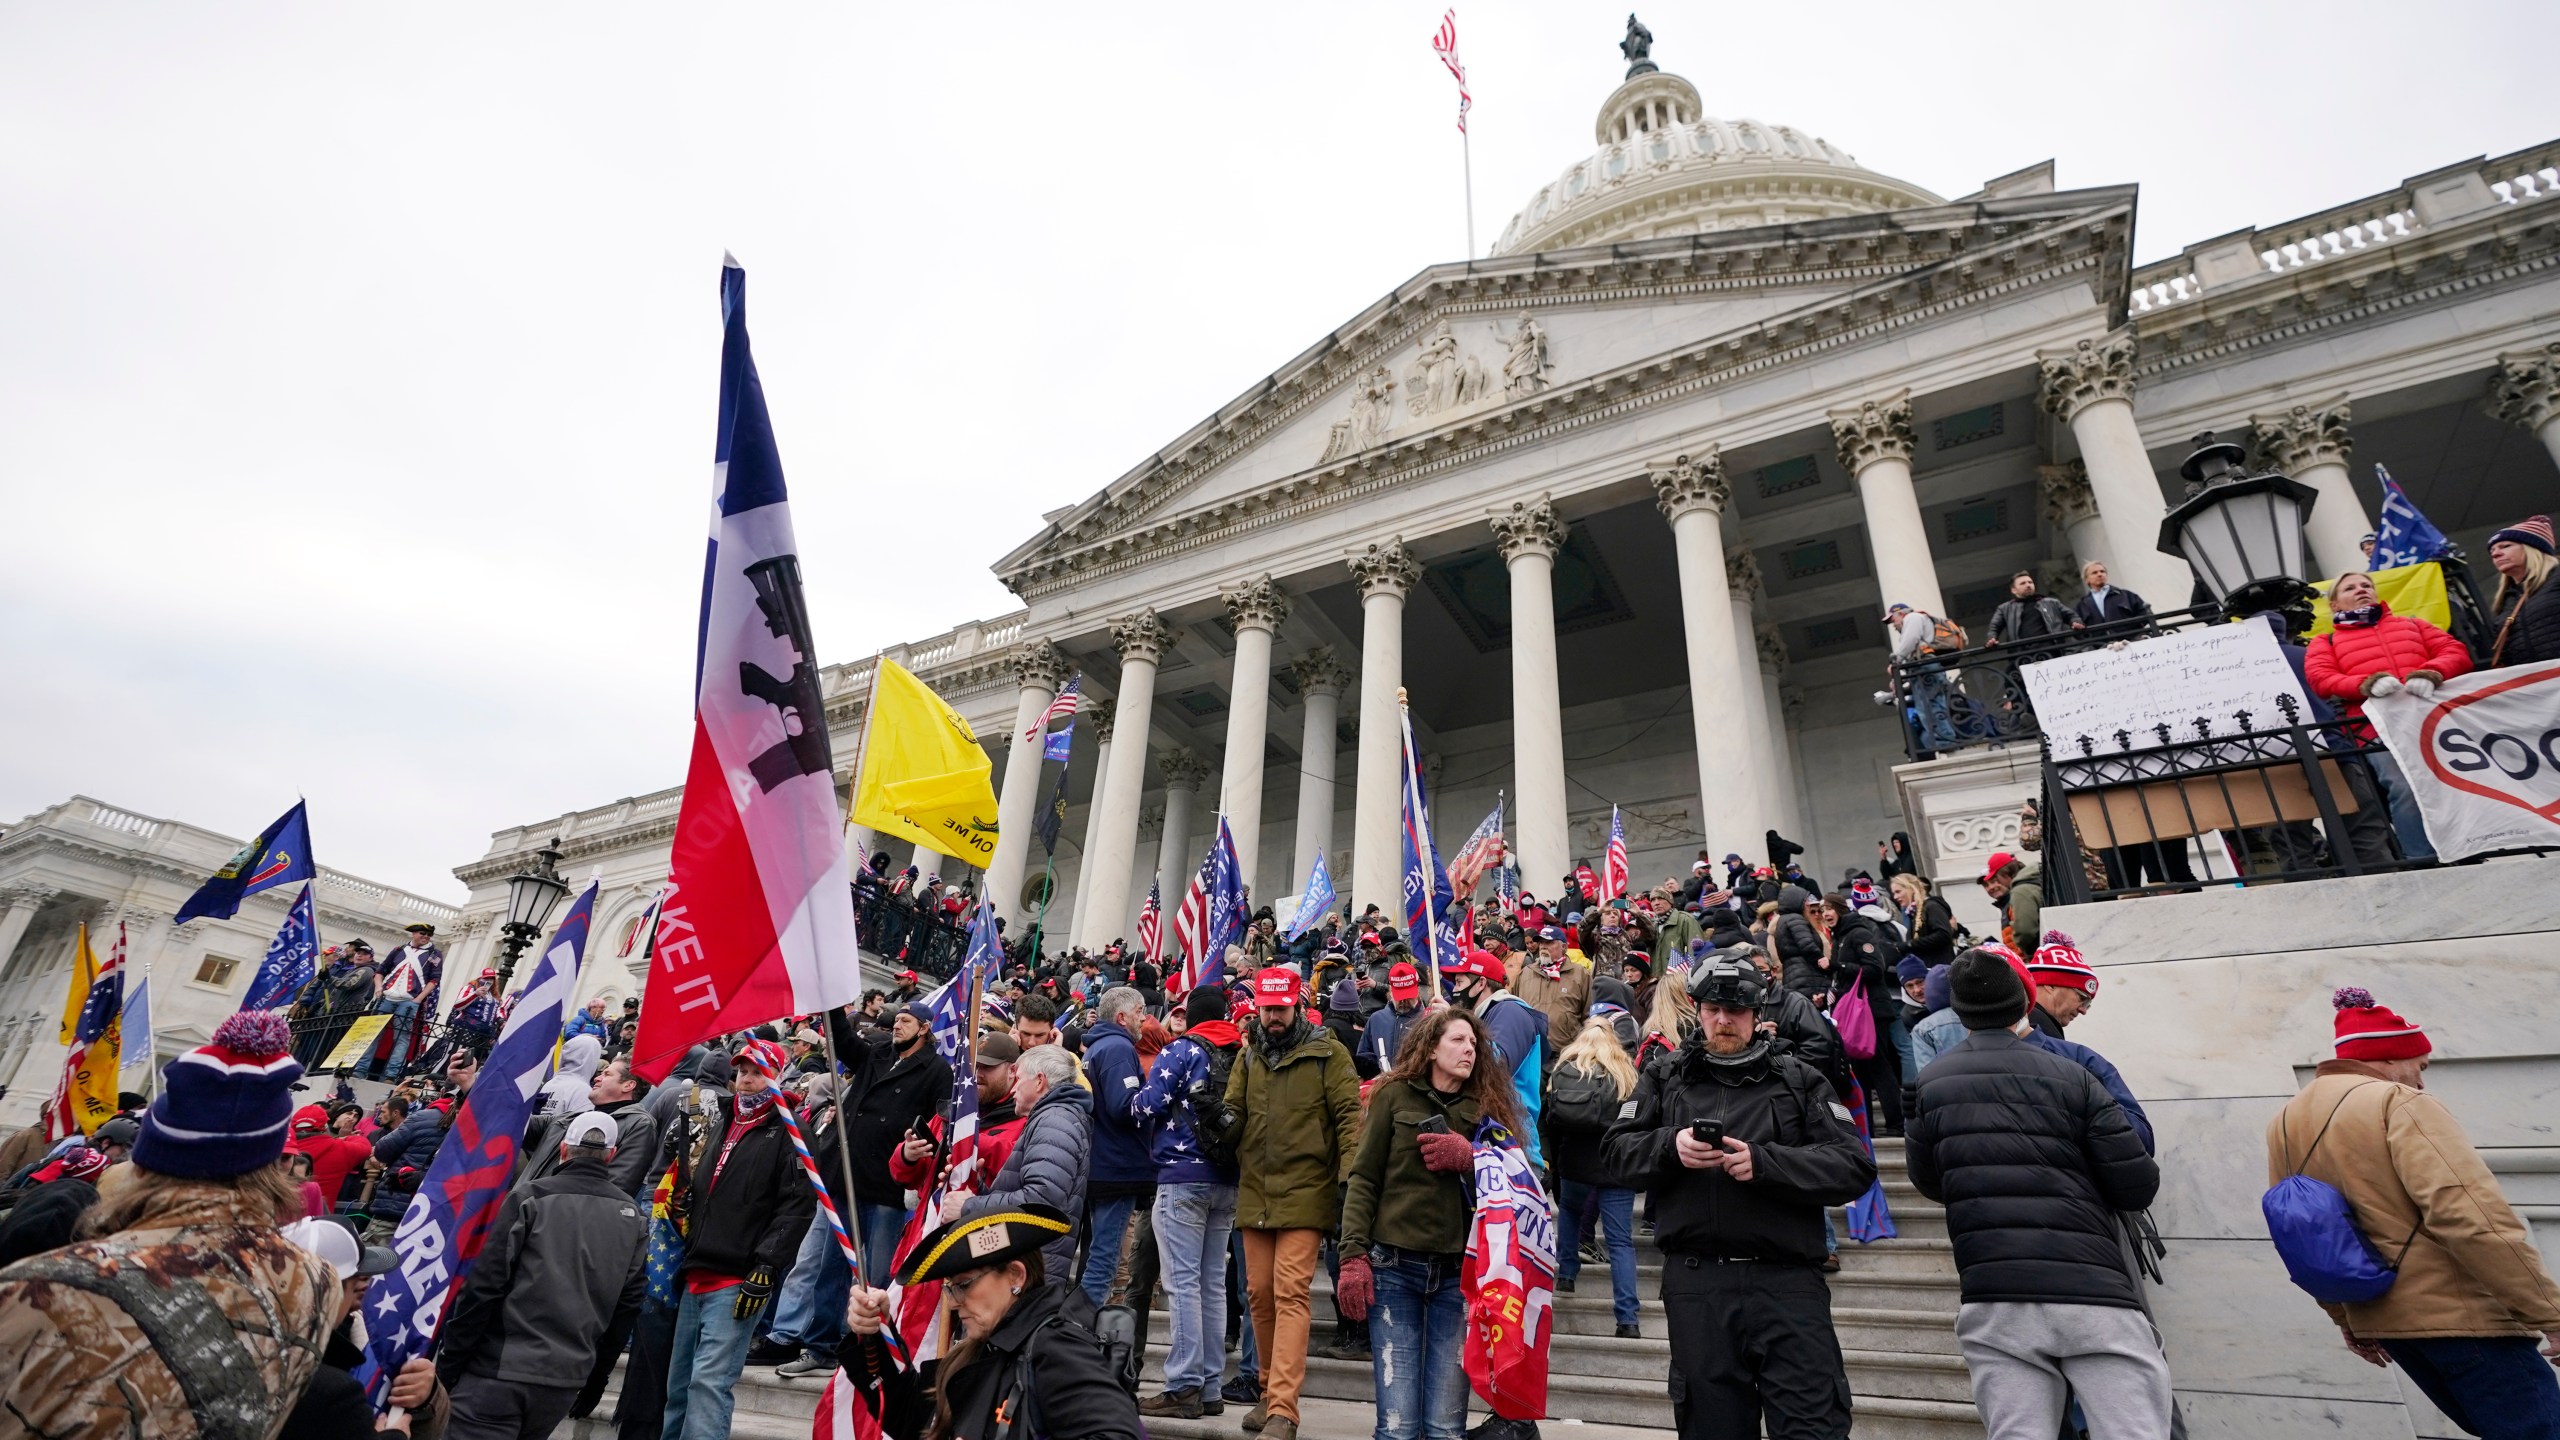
top-left (1172, 818), bottom-right (1248, 999)
top-left (1447, 796), bottom-right (1506, 896)
top-left (1135, 880), bottom-right (1164, 962)
top-left (1431, 10), bottom-right (1470, 134)
top-left (1601, 805), bottom-right (1629, 902)
top-left (1023, 674), bottom-right (1083, 744)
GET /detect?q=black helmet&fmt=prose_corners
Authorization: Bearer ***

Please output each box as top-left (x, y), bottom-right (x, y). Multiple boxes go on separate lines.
top-left (1687, 957), bottom-right (1767, 1010)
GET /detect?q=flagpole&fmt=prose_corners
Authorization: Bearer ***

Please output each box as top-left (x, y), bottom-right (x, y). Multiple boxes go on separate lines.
top-left (1461, 128), bottom-right (1476, 259)
top-left (821, 644), bottom-right (891, 1285)
top-left (842, 646), bottom-right (889, 970)
top-left (1399, 689), bottom-right (1451, 1003)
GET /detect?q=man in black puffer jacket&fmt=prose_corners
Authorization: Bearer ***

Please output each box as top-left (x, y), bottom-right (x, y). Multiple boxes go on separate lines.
top-left (1906, 949), bottom-right (2170, 1440)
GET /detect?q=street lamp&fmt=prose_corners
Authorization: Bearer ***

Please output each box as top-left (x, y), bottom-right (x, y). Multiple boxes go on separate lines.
top-left (493, 838), bottom-right (571, 997)
top-left (2159, 432), bottom-right (2322, 615)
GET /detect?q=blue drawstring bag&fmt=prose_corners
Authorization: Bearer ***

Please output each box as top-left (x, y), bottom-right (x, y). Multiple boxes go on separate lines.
top-left (2263, 1083), bottom-right (2401, 1305)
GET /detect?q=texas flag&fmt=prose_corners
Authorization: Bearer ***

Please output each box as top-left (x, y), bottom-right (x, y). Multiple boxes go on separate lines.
top-left (634, 258), bottom-right (863, 1082)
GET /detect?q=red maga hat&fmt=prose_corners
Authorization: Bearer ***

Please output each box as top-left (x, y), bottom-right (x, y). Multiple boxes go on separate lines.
top-left (1251, 967), bottom-right (1303, 1007)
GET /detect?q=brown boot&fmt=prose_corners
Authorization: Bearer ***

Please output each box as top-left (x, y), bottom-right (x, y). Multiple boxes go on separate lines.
top-left (1241, 1400), bottom-right (1269, 1432)
top-left (1139, 1389), bottom-right (1203, 1420)
top-left (1262, 1419), bottom-right (1299, 1440)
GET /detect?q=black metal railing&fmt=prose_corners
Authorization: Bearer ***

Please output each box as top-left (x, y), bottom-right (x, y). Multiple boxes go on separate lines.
top-left (281, 1011), bottom-right (499, 1076)
top-left (853, 882), bottom-right (970, 981)
top-left (1885, 603), bottom-right (2219, 760)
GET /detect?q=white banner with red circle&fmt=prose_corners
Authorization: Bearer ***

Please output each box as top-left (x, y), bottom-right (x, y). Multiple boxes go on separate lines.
top-left (2364, 660), bottom-right (2560, 860)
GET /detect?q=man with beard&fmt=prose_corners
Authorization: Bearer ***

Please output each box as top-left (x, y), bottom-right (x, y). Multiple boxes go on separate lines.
top-left (1353, 961), bottom-right (1429, 1078)
top-left (1602, 960), bottom-right (1876, 1439)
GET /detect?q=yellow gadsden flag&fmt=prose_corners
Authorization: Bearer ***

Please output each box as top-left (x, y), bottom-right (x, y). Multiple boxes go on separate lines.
top-left (58, 923), bottom-right (98, 1047)
top-left (852, 659), bottom-right (1000, 868)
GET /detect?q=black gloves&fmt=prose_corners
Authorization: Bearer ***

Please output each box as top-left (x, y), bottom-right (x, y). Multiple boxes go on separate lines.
top-left (734, 1265), bottom-right (777, 1320)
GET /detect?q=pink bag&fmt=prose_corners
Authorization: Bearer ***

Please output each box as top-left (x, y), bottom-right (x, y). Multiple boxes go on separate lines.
top-left (1832, 975), bottom-right (1878, 1061)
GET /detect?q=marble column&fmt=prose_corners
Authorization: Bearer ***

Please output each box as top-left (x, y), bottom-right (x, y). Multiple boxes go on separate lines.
top-left (2489, 342), bottom-right (2560, 469)
top-left (1649, 452), bottom-right (1769, 860)
top-left (1153, 747), bottom-right (1212, 901)
top-left (1287, 648), bottom-right (1352, 899)
top-left (909, 845), bottom-right (944, 884)
top-left (2037, 332), bottom-right (2194, 607)
top-left (1829, 390), bottom-right (1947, 619)
top-left (2037, 461), bottom-right (2109, 579)
top-left (1067, 700), bottom-right (1116, 949)
top-left (2253, 398), bottom-right (2370, 581)
top-left (1217, 576), bottom-right (1289, 892)
top-left (1075, 612), bottom-right (1174, 951)
top-left (1724, 550), bottom-right (1785, 852)
top-left (1348, 541), bottom-right (1422, 917)
top-left (1491, 499), bottom-right (1572, 895)
top-left (1765, 669), bottom-right (1809, 839)
top-left (986, 644), bottom-right (1071, 926)
top-left (0, 886), bottom-right (53, 982)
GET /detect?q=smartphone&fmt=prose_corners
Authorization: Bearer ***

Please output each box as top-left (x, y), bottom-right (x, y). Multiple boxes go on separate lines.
top-left (1417, 1116), bottom-right (1451, 1136)
top-left (1690, 1119), bottom-right (1726, 1150)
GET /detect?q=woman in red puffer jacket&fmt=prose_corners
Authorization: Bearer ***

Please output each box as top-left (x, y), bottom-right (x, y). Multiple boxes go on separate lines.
top-left (2302, 570), bottom-right (2471, 860)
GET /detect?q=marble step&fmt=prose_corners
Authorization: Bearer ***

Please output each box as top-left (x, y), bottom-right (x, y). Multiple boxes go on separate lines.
top-left (1231, 1348), bottom-right (1978, 1428)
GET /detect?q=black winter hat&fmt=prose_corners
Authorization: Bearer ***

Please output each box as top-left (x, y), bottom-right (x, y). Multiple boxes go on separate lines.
top-left (1949, 948), bottom-right (2029, 1031)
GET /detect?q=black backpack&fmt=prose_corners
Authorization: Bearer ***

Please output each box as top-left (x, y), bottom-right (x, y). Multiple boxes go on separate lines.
top-left (1005, 1303), bottom-right (1140, 1438)
top-left (1186, 1039), bottom-right (1243, 1170)
top-left (1546, 1064), bottom-right (1629, 1135)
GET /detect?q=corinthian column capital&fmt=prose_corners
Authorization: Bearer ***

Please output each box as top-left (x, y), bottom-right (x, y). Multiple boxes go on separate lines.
top-left (1490, 498), bottom-right (1568, 563)
top-left (2489, 342), bottom-right (2560, 434)
top-left (1755, 624), bottom-right (1790, 674)
top-left (1012, 642), bottom-right (1073, 693)
top-left (2251, 397), bottom-right (2354, 474)
top-left (1087, 698), bottom-right (1117, 744)
top-left (1724, 547), bottom-right (1763, 599)
top-left (1828, 390), bottom-right (1916, 475)
top-left (1108, 610), bottom-right (1178, 666)
top-left (1287, 647), bottom-right (1354, 698)
top-left (2036, 460), bottom-right (2098, 530)
top-left (2036, 332), bottom-right (2139, 423)
top-left (1221, 575), bottom-right (1291, 634)
top-left (1157, 746), bottom-right (1214, 791)
top-left (1649, 449), bottom-right (1730, 520)
top-left (1348, 540), bottom-right (1423, 599)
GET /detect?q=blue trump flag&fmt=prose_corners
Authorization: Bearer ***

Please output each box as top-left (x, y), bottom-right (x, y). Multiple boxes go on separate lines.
top-left (358, 879), bottom-right (598, 1408)
top-left (119, 976), bottom-right (152, 1067)
top-left (1283, 848), bottom-right (1334, 943)
top-left (176, 801), bottom-right (316, 924)
top-left (2369, 464), bottom-right (2455, 569)
top-left (241, 882), bottom-right (318, 1013)
top-left (1397, 705), bottom-right (1459, 981)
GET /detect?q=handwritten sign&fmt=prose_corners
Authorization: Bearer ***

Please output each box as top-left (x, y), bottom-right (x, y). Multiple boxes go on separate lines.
top-left (318, 1014), bottom-right (392, 1071)
top-left (2021, 621), bottom-right (2312, 757)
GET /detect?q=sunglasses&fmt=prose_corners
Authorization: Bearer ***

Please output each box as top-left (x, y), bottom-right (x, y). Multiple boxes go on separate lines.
top-left (946, 1267), bottom-right (1002, 1296)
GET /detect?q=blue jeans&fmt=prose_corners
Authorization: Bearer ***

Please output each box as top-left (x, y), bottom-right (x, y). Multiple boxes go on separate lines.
top-left (854, 1201), bottom-right (905, 1290)
top-left (368, 998), bottom-right (420, 1078)
top-left (1888, 1008), bottom-right (1918, 1087)
top-left (1231, 1229), bottom-right (1260, 1378)
top-left (1154, 1182), bottom-right (1237, 1393)
top-left (663, 1283), bottom-right (757, 1440)
top-left (2366, 749), bottom-right (2436, 860)
top-left (1910, 664), bottom-right (1957, 750)
top-left (768, 1214), bottom-right (850, 1356)
top-left (2382, 1336), bottom-right (2560, 1440)
top-left (1081, 1193), bottom-right (1141, 1308)
top-left (1366, 1245), bottom-right (1469, 1440)
top-left (1556, 1180), bottom-right (1639, 1326)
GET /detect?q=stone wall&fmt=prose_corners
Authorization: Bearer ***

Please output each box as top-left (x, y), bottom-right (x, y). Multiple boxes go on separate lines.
top-left (2049, 861), bottom-right (2560, 1440)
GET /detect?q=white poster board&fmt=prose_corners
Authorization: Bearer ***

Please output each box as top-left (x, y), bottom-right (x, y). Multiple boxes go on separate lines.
top-left (2365, 660), bottom-right (2560, 860)
top-left (2020, 621), bottom-right (2314, 758)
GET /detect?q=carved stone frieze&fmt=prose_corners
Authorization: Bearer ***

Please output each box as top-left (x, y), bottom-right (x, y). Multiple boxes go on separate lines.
top-left (1502, 313), bottom-right (1552, 398)
top-left (1108, 610), bottom-right (1178, 667)
top-left (1406, 320), bottom-right (1495, 418)
top-left (1571, 799), bottom-right (1690, 853)
top-left (2488, 342), bottom-right (2560, 434)
top-left (1349, 541), bottom-right (1423, 600)
top-left (2251, 398), bottom-right (2354, 474)
top-left (1222, 576), bottom-right (1291, 634)
top-left (1012, 642), bottom-right (1073, 694)
top-left (1829, 390), bottom-right (1916, 475)
top-left (2036, 460), bottom-right (2098, 530)
top-left (2036, 332), bottom-right (2138, 424)
top-left (1287, 647), bottom-right (1354, 698)
top-left (1725, 547), bottom-right (1763, 599)
top-left (1649, 449), bottom-right (1729, 521)
top-left (1157, 746), bottom-right (1214, 791)
top-left (1490, 499), bottom-right (1567, 564)
top-left (1318, 366), bottom-right (1401, 462)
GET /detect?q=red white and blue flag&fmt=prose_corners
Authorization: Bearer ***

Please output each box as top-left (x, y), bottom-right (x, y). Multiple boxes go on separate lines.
top-left (359, 881), bottom-right (597, 1408)
top-left (1172, 818), bottom-right (1248, 999)
top-left (634, 259), bottom-right (863, 1083)
top-left (1431, 10), bottom-right (1471, 134)
top-left (1400, 703), bottom-right (1460, 986)
top-left (1135, 880), bottom-right (1164, 963)
top-left (1447, 796), bottom-right (1506, 897)
top-left (1025, 674), bottom-right (1083, 746)
top-left (1601, 806), bottom-right (1629, 902)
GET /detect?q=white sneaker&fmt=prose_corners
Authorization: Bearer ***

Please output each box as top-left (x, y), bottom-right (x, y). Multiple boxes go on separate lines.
top-left (776, 1354), bottom-right (834, 1379)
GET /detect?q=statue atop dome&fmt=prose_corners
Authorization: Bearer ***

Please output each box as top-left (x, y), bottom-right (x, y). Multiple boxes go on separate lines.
top-left (1620, 14), bottom-right (1656, 79)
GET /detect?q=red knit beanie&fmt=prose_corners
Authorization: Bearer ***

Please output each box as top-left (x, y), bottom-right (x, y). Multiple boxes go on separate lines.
top-left (2333, 986), bottom-right (2431, 1061)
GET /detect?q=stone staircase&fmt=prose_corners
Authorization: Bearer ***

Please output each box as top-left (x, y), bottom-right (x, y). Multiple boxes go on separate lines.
top-left (555, 1140), bottom-right (1981, 1440)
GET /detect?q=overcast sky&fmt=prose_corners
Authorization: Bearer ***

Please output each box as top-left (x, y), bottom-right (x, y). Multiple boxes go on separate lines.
top-left (4, 2), bottom-right (2551, 900)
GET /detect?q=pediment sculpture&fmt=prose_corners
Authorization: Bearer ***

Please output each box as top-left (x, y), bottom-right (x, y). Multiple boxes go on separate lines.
top-left (1318, 365), bottom-right (1400, 462)
top-left (1318, 317), bottom-right (1552, 463)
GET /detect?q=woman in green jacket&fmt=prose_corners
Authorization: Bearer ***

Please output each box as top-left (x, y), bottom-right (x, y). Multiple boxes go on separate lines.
top-left (1335, 1005), bottom-right (1526, 1440)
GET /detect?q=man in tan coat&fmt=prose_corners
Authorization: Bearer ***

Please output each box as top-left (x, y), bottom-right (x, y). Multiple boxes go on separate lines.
top-left (1505, 927), bottom-right (1591, 1052)
top-left (2266, 987), bottom-right (2560, 1434)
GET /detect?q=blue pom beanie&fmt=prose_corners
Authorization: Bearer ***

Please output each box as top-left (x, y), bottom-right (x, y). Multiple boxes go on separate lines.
top-left (133, 1011), bottom-right (304, 1178)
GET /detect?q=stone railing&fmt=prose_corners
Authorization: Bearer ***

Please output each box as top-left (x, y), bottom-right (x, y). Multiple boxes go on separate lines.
top-left (82, 802), bottom-right (161, 840)
top-left (318, 867), bottom-right (460, 925)
top-left (819, 609), bottom-right (1033, 703)
top-left (2128, 141), bottom-right (2560, 314)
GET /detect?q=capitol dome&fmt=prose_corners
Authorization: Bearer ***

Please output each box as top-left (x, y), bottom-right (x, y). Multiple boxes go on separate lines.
top-left (1491, 56), bottom-right (1942, 256)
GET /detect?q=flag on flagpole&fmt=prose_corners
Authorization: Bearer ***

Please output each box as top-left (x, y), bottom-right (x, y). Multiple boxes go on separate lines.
top-left (1431, 10), bottom-right (1471, 133)
top-left (1398, 701), bottom-right (1460, 984)
top-left (2369, 464), bottom-right (2456, 569)
top-left (851, 660), bottom-right (1001, 866)
top-left (176, 801), bottom-right (315, 924)
top-left (1173, 819), bottom-right (1248, 998)
top-left (1134, 881), bottom-right (1164, 963)
top-left (1025, 674), bottom-right (1083, 745)
top-left (1576, 860), bottom-right (1600, 899)
top-left (44, 924), bottom-right (124, 1140)
top-left (1601, 806), bottom-right (1629, 902)
top-left (241, 881), bottom-right (320, 1013)
top-left (1282, 848), bottom-right (1335, 943)
top-left (1035, 761), bottom-right (1072, 857)
top-left (617, 887), bottom-right (668, 959)
top-left (634, 259), bottom-right (864, 1084)
top-left (119, 973), bottom-right (153, 1072)
top-left (1447, 796), bottom-right (1506, 896)
top-left (359, 882), bottom-right (598, 1407)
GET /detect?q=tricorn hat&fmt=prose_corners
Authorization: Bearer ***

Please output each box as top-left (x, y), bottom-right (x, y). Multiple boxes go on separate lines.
top-left (895, 1203), bottom-right (1074, 1286)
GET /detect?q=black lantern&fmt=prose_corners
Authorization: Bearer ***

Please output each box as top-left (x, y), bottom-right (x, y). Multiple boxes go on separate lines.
top-left (2159, 432), bottom-right (2320, 614)
top-left (493, 838), bottom-right (570, 994)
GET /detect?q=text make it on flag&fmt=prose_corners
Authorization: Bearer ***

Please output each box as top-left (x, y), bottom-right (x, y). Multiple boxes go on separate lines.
top-left (358, 881), bottom-right (599, 1408)
top-left (1432, 9), bottom-right (1471, 132)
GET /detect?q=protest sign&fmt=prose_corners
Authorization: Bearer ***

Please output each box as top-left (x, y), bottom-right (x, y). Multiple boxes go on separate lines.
top-left (2022, 622), bottom-right (2312, 756)
top-left (2365, 660), bottom-right (2560, 861)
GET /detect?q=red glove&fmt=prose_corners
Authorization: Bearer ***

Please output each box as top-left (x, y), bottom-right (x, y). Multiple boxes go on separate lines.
top-left (1335, 1255), bottom-right (1374, 1321)
top-left (1417, 1130), bottom-right (1474, 1174)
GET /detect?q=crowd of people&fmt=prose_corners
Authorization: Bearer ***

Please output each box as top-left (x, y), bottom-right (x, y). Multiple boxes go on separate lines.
top-left (2, 811), bottom-right (2556, 1440)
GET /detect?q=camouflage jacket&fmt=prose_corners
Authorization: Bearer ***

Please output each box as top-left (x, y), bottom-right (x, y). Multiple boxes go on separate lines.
top-left (0, 1183), bottom-right (337, 1440)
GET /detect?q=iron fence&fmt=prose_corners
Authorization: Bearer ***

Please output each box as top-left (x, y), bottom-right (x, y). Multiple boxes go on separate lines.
top-left (853, 883), bottom-right (970, 981)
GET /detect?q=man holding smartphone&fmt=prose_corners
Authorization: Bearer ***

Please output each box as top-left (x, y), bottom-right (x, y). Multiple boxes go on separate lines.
top-left (1602, 960), bottom-right (1876, 1439)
